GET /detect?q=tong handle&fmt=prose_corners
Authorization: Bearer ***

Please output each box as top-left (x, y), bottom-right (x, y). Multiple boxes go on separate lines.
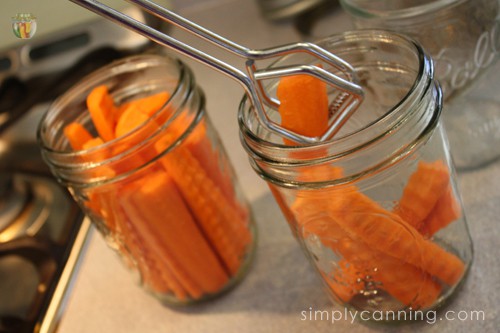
top-left (69, 0), bottom-right (364, 143)
top-left (127, 0), bottom-right (356, 78)
top-left (70, 0), bottom-right (250, 85)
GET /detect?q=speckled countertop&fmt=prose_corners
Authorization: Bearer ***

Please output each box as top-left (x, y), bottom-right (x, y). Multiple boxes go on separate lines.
top-left (58, 1), bottom-right (500, 332)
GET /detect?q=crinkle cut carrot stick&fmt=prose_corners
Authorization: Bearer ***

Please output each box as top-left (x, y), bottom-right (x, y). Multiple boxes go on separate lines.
top-left (183, 119), bottom-right (248, 222)
top-left (63, 122), bottom-right (93, 151)
top-left (276, 71), bottom-right (329, 145)
top-left (155, 136), bottom-right (252, 275)
top-left (297, 209), bottom-right (441, 308)
top-left (292, 174), bottom-right (464, 287)
top-left (394, 160), bottom-right (450, 229)
top-left (420, 185), bottom-right (461, 237)
top-left (121, 170), bottom-right (230, 295)
top-left (97, 187), bottom-right (180, 296)
top-left (332, 230), bottom-right (441, 309)
top-left (67, 132), bottom-right (178, 295)
top-left (337, 189), bottom-right (465, 286)
top-left (86, 85), bottom-right (118, 142)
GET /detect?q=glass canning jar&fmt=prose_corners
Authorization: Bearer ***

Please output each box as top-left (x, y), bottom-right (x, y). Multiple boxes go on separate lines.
top-left (239, 31), bottom-right (473, 319)
top-left (38, 54), bottom-right (255, 306)
top-left (340, 0), bottom-right (500, 169)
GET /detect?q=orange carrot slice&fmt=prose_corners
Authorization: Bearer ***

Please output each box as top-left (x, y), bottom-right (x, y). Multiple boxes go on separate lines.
top-left (121, 171), bottom-right (230, 297)
top-left (336, 189), bottom-right (465, 286)
top-left (297, 208), bottom-right (441, 309)
top-left (118, 91), bottom-right (170, 117)
top-left (107, 188), bottom-right (187, 298)
top-left (114, 103), bottom-right (151, 139)
top-left (277, 72), bottom-right (329, 144)
top-left (63, 122), bottom-right (93, 150)
top-left (420, 185), bottom-right (461, 237)
top-left (86, 85), bottom-right (117, 142)
top-left (394, 160), bottom-right (450, 229)
top-left (82, 137), bottom-right (104, 150)
top-left (155, 137), bottom-right (252, 275)
top-left (183, 119), bottom-right (248, 222)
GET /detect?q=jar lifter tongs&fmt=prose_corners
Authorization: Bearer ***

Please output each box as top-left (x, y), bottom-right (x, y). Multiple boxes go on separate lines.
top-left (69, 0), bottom-right (363, 144)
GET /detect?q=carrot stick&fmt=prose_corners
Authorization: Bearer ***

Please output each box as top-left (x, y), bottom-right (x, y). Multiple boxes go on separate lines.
top-left (118, 91), bottom-right (170, 118)
top-left (290, 167), bottom-right (464, 287)
top-left (63, 122), bottom-right (93, 150)
top-left (121, 170), bottom-right (230, 295)
top-left (183, 119), bottom-right (249, 222)
top-left (120, 189), bottom-right (201, 299)
top-left (336, 189), bottom-right (465, 286)
top-left (277, 71), bottom-right (329, 145)
top-left (86, 85), bottom-right (117, 142)
top-left (394, 160), bottom-right (450, 229)
top-left (95, 187), bottom-right (181, 297)
top-left (112, 102), bottom-right (164, 173)
top-left (275, 73), bottom-right (463, 306)
top-left (155, 137), bottom-right (251, 275)
top-left (114, 103), bottom-right (151, 139)
top-left (420, 185), bottom-right (461, 237)
top-left (297, 208), bottom-right (442, 308)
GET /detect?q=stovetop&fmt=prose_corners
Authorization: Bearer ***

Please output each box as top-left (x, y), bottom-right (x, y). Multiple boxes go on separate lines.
top-left (0, 5), bottom-right (162, 332)
top-left (0, 171), bottom-right (87, 333)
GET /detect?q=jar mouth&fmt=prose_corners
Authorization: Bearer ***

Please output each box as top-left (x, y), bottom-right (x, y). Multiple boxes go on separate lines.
top-left (340, 0), bottom-right (465, 20)
top-left (238, 30), bottom-right (442, 186)
top-left (37, 54), bottom-right (201, 186)
top-left (239, 30), bottom-right (432, 162)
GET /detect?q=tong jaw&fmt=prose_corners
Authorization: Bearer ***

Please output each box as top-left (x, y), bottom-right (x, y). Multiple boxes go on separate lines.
top-left (245, 42), bottom-right (364, 144)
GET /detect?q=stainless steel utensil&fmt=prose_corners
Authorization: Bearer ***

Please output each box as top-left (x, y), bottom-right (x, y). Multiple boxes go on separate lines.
top-left (69, 0), bottom-right (363, 144)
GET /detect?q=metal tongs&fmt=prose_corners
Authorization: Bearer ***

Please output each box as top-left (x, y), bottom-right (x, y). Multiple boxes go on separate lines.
top-left (69, 0), bottom-right (364, 144)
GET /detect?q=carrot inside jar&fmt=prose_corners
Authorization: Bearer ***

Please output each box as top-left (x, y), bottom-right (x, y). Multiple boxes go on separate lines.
top-left (275, 73), bottom-right (465, 310)
top-left (63, 85), bottom-right (253, 302)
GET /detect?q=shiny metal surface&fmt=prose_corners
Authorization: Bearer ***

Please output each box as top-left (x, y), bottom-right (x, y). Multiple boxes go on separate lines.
top-left (69, 0), bottom-right (363, 144)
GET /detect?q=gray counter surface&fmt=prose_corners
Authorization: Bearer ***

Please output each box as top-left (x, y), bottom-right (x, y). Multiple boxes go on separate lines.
top-left (58, 1), bottom-right (500, 332)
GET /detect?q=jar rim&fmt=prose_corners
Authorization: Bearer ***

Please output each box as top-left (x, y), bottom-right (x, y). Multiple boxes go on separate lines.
top-left (339, 0), bottom-right (466, 20)
top-left (37, 54), bottom-right (204, 187)
top-left (239, 30), bottom-right (433, 162)
top-left (238, 30), bottom-right (442, 187)
top-left (38, 54), bottom-right (183, 158)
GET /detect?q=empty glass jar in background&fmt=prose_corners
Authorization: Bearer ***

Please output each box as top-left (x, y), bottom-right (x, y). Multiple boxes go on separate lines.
top-left (38, 54), bottom-right (255, 305)
top-left (339, 0), bottom-right (500, 169)
top-left (239, 30), bottom-right (473, 319)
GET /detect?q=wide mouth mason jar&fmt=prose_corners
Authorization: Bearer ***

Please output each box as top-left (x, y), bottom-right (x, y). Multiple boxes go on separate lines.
top-left (339, 0), bottom-right (500, 169)
top-left (38, 54), bottom-right (256, 306)
top-left (239, 30), bottom-right (472, 318)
